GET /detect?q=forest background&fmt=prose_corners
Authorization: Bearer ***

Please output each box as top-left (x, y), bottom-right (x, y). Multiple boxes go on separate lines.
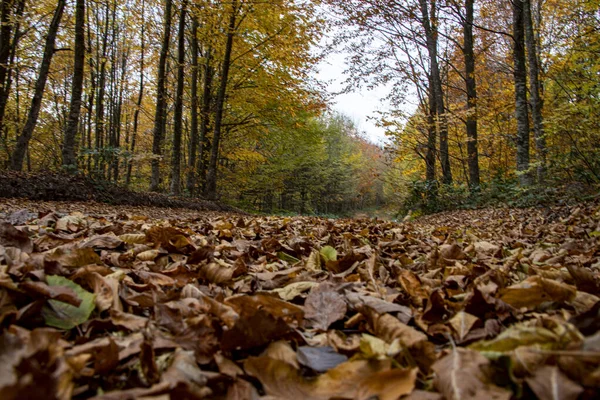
top-left (0, 0), bottom-right (598, 216)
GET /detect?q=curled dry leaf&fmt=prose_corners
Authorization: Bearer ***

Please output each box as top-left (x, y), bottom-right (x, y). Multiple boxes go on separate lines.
top-left (0, 222), bottom-right (33, 253)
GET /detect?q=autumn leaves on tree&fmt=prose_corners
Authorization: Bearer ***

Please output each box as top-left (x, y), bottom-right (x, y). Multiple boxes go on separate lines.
top-left (327, 0), bottom-right (599, 199)
top-left (0, 0), bottom-right (598, 213)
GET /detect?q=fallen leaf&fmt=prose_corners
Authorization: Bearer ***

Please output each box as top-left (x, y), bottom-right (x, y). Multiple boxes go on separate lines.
top-left (271, 281), bottom-right (318, 300)
top-left (525, 365), bottom-right (583, 400)
top-left (304, 283), bottom-right (347, 331)
top-left (296, 346), bottom-right (348, 372)
top-left (432, 348), bottom-right (511, 400)
top-left (41, 275), bottom-right (96, 329)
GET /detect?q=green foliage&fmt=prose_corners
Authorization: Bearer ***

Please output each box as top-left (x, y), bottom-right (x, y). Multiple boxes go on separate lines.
top-left (221, 112), bottom-right (388, 216)
top-left (399, 177), bottom-right (598, 216)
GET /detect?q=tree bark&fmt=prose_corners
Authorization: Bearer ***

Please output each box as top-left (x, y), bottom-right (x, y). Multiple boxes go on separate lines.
top-left (523, 0), bottom-right (546, 183)
top-left (512, 0), bottom-right (531, 185)
top-left (93, 1), bottom-right (111, 177)
top-left (62, 0), bottom-right (85, 170)
top-left (418, 0), bottom-right (452, 184)
top-left (186, 14), bottom-right (199, 194)
top-left (0, 0), bottom-right (24, 143)
top-left (170, 0), bottom-right (187, 195)
top-left (126, 0), bottom-right (145, 186)
top-left (0, 0), bottom-right (14, 136)
top-left (426, 84), bottom-right (436, 183)
top-left (10, 0), bottom-right (66, 171)
top-left (205, 1), bottom-right (238, 199)
top-left (150, 0), bottom-right (173, 192)
top-left (463, 0), bottom-right (480, 189)
top-left (197, 47), bottom-right (213, 193)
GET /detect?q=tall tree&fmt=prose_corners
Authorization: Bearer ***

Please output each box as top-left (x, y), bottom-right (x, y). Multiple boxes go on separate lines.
top-left (10, 0), bottom-right (66, 171)
top-left (62, 0), bottom-right (86, 169)
top-left (418, 0), bottom-right (452, 184)
top-left (126, 0), bottom-right (146, 186)
top-left (196, 46), bottom-right (213, 193)
top-left (186, 14), bottom-right (199, 194)
top-left (462, 0), bottom-right (480, 188)
top-left (170, 0), bottom-right (187, 195)
top-left (523, 0), bottom-right (545, 183)
top-left (512, 0), bottom-right (531, 185)
top-left (150, 0), bottom-right (173, 192)
top-left (0, 0), bottom-right (24, 143)
top-left (205, 0), bottom-right (238, 199)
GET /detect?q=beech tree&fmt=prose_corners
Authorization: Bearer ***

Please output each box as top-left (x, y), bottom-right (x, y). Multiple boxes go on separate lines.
top-left (10, 0), bottom-right (66, 171)
top-left (150, 0), bottom-right (173, 192)
top-left (62, 0), bottom-right (85, 169)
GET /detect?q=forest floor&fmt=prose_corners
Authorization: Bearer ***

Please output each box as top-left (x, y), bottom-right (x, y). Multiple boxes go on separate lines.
top-left (0, 197), bottom-right (599, 399)
top-left (0, 171), bottom-right (241, 213)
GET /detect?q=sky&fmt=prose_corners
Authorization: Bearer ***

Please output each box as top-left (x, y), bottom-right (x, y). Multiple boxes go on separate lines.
top-left (315, 51), bottom-right (392, 145)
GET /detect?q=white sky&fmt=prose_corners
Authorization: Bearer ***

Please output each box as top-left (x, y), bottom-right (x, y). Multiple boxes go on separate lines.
top-left (315, 51), bottom-right (392, 145)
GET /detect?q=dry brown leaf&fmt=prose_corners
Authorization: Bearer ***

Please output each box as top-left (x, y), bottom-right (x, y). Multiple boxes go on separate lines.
top-left (304, 283), bottom-right (347, 331)
top-left (244, 356), bottom-right (392, 400)
top-left (449, 311), bottom-right (480, 342)
top-left (525, 365), bottom-right (584, 400)
top-left (433, 348), bottom-right (511, 400)
top-left (499, 275), bottom-right (576, 309)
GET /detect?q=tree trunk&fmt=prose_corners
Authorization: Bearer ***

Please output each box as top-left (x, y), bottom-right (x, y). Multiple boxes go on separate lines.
top-left (523, 0), bottom-right (546, 183)
top-left (94, 1), bottom-right (110, 177)
top-left (170, 0), bottom-right (187, 195)
top-left (126, 0), bottom-right (145, 186)
top-left (62, 0), bottom-right (85, 170)
top-left (418, 0), bottom-right (452, 184)
top-left (84, 4), bottom-right (95, 174)
top-left (463, 0), bottom-right (480, 189)
top-left (205, 1), bottom-right (238, 199)
top-left (0, 0), bottom-right (24, 142)
top-left (197, 47), bottom-right (213, 193)
top-left (150, 0), bottom-right (173, 192)
top-left (0, 0), bottom-right (14, 136)
top-left (426, 84), bottom-right (436, 183)
top-left (512, 0), bottom-right (531, 185)
top-left (186, 15), bottom-right (199, 194)
top-left (10, 0), bottom-right (65, 171)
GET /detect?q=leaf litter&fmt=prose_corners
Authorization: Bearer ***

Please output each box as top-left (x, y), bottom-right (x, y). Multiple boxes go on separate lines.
top-left (0, 199), bottom-right (599, 399)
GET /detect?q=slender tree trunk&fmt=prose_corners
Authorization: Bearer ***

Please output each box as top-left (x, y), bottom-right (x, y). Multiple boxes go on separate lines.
top-left (0, 0), bottom-right (24, 142)
top-left (170, 0), bottom-right (187, 195)
top-left (126, 0), bottom-right (145, 186)
top-left (112, 45), bottom-right (126, 182)
top-left (197, 47), bottom-right (213, 193)
top-left (10, 0), bottom-right (66, 170)
top-left (150, 0), bottom-right (173, 192)
top-left (0, 0), bottom-right (14, 136)
top-left (62, 0), bottom-right (85, 170)
top-left (186, 15), bottom-right (199, 194)
top-left (463, 0), bottom-right (480, 189)
top-left (85, 4), bottom-right (95, 174)
top-left (94, 1), bottom-right (110, 177)
top-left (205, 1), bottom-right (238, 199)
top-left (523, 0), bottom-right (546, 183)
top-left (426, 84), bottom-right (436, 183)
top-left (418, 0), bottom-right (452, 184)
top-left (512, 0), bottom-right (531, 185)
